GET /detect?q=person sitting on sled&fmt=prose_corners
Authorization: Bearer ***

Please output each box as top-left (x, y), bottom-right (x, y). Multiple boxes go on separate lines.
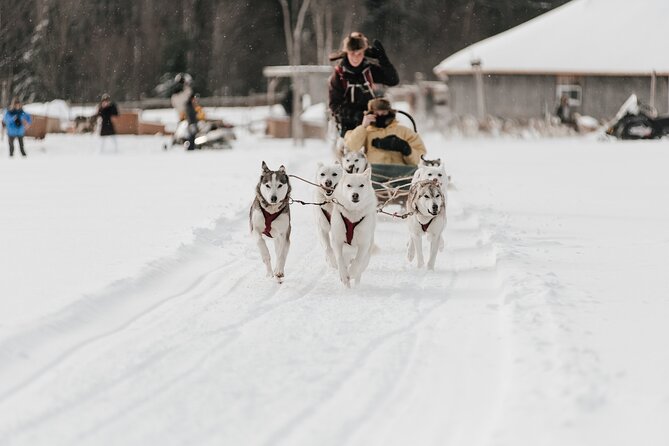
top-left (344, 98), bottom-right (426, 166)
top-left (328, 32), bottom-right (399, 138)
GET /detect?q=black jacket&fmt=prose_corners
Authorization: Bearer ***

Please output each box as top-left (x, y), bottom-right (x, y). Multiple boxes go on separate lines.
top-left (328, 56), bottom-right (399, 135)
top-left (97, 103), bottom-right (119, 136)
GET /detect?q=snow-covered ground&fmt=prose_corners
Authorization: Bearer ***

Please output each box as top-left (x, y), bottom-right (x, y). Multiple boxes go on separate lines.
top-left (1, 128), bottom-right (668, 445)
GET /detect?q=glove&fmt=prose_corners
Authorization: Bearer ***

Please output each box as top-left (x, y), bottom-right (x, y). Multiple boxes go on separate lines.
top-left (366, 39), bottom-right (388, 62)
top-left (371, 135), bottom-right (411, 156)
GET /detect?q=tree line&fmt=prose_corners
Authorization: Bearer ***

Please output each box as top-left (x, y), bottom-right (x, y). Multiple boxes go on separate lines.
top-left (0, 0), bottom-right (569, 103)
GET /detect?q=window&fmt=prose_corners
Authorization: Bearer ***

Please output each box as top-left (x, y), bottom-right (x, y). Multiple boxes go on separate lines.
top-left (556, 84), bottom-right (582, 107)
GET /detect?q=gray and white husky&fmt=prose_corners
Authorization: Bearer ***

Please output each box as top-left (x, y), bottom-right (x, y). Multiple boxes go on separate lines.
top-left (313, 161), bottom-right (343, 268)
top-left (406, 179), bottom-right (447, 270)
top-left (342, 147), bottom-right (369, 173)
top-left (249, 161), bottom-right (292, 282)
top-left (330, 168), bottom-right (378, 287)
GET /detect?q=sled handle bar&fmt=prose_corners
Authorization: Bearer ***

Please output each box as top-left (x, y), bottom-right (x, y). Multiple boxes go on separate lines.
top-left (396, 110), bottom-right (417, 133)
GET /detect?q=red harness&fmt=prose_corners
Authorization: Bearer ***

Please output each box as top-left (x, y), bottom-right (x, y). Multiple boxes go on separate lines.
top-left (321, 208), bottom-right (331, 223)
top-left (341, 214), bottom-right (365, 245)
top-left (421, 217), bottom-right (435, 233)
top-left (261, 206), bottom-right (283, 238)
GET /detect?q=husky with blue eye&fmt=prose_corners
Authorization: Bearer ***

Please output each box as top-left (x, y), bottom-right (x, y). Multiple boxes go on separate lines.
top-left (249, 161), bottom-right (291, 282)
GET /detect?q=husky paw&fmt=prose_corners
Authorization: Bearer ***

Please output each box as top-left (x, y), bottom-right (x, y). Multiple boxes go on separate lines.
top-left (274, 272), bottom-right (284, 283)
top-left (427, 262), bottom-right (435, 271)
top-left (339, 273), bottom-right (350, 288)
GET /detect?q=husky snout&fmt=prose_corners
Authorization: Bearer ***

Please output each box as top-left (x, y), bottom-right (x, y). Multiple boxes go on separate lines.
top-left (270, 195), bottom-right (278, 203)
top-left (431, 203), bottom-right (439, 214)
top-left (325, 179), bottom-right (333, 188)
top-left (351, 192), bottom-right (359, 203)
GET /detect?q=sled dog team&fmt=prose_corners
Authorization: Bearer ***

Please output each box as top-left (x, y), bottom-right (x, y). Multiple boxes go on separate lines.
top-left (249, 152), bottom-right (448, 287)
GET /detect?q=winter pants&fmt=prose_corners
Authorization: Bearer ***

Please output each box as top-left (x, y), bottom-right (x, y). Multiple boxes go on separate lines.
top-left (8, 136), bottom-right (26, 157)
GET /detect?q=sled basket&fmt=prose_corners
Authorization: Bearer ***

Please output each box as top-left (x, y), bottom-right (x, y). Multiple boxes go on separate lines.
top-left (371, 163), bottom-right (416, 207)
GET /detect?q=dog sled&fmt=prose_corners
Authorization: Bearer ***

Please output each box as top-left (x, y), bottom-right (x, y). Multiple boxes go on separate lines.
top-left (370, 110), bottom-right (420, 207)
top-left (606, 94), bottom-right (669, 140)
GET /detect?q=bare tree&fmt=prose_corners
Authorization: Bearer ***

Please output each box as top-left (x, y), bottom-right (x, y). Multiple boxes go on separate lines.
top-left (279, 0), bottom-right (311, 144)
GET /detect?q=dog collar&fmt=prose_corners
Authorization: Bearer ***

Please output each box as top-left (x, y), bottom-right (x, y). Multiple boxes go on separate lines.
top-left (341, 214), bottom-right (365, 245)
top-left (261, 206), bottom-right (283, 238)
top-left (421, 217), bottom-right (435, 233)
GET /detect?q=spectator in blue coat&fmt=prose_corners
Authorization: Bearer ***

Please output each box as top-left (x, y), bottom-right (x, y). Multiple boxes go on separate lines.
top-left (2, 97), bottom-right (32, 157)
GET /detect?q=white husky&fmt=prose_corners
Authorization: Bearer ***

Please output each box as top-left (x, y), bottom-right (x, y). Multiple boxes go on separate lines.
top-left (342, 147), bottom-right (369, 173)
top-left (249, 161), bottom-right (291, 282)
top-left (330, 168), bottom-right (378, 287)
top-left (406, 179), bottom-right (447, 270)
top-left (313, 161), bottom-right (343, 268)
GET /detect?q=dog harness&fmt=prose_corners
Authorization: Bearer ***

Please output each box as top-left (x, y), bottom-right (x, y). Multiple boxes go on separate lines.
top-left (261, 206), bottom-right (284, 238)
top-left (421, 218), bottom-right (435, 233)
top-left (335, 65), bottom-right (375, 103)
top-left (321, 208), bottom-right (331, 223)
top-left (340, 214), bottom-right (365, 245)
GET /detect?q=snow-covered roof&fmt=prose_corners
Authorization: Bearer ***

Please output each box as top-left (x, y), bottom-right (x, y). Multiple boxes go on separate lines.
top-left (434, 0), bottom-right (669, 77)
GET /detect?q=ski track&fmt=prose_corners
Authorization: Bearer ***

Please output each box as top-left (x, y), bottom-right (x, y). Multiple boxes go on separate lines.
top-left (0, 151), bottom-right (531, 446)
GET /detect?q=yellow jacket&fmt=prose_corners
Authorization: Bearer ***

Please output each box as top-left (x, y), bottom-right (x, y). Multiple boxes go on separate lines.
top-left (344, 120), bottom-right (426, 165)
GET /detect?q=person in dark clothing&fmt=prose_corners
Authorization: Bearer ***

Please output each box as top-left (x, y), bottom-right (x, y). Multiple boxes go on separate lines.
top-left (185, 94), bottom-right (200, 150)
top-left (556, 94), bottom-right (574, 126)
top-left (328, 32), bottom-right (399, 137)
top-left (96, 93), bottom-right (119, 153)
top-left (2, 97), bottom-right (32, 157)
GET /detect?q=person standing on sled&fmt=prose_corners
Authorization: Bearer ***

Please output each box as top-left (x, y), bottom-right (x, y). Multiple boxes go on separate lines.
top-left (328, 32), bottom-right (399, 138)
top-left (184, 93), bottom-right (205, 150)
top-left (344, 98), bottom-right (426, 166)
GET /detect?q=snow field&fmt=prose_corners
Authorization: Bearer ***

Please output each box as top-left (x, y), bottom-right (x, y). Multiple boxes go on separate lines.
top-left (1, 131), bottom-right (668, 445)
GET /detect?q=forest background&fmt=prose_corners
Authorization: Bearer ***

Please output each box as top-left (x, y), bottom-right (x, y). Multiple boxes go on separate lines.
top-left (0, 0), bottom-right (569, 102)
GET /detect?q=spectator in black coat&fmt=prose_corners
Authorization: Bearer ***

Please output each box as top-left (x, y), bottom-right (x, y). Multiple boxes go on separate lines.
top-left (96, 93), bottom-right (119, 153)
top-left (328, 32), bottom-right (399, 137)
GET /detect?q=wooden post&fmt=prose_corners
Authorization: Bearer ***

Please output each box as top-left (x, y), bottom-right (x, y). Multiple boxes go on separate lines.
top-left (471, 59), bottom-right (486, 120)
top-left (650, 70), bottom-right (657, 109)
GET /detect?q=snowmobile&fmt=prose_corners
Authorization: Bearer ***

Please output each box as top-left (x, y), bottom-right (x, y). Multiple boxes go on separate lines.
top-left (606, 94), bottom-right (669, 139)
top-left (166, 119), bottom-right (236, 150)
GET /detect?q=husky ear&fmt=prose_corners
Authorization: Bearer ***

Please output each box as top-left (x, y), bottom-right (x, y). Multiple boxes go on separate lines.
top-left (278, 165), bottom-right (286, 173)
top-left (316, 161), bottom-right (324, 169)
top-left (334, 159), bottom-right (341, 166)
top-left (261, 161), bottom-right (269, 172)
top-left (363, 167), bottom-right (372, 179)
top-left (359, 146), bottom-right (367, 155)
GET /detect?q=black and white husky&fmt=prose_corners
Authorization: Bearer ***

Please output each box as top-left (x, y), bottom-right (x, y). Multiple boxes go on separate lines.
top-left (331, 168), bottom-right (378, 287)
top-left (406, 179), bottom-right (447, 270)
top-left (249, 161), bottom-right (291, 282)
top-left (313, 161), bottom-right (343, 268)
top-left (342, 147), bottom-right (369, 173)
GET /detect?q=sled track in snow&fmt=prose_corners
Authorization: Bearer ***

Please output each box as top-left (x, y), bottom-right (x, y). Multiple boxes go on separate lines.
top-left (1, 187), bottom-right (541, 446)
